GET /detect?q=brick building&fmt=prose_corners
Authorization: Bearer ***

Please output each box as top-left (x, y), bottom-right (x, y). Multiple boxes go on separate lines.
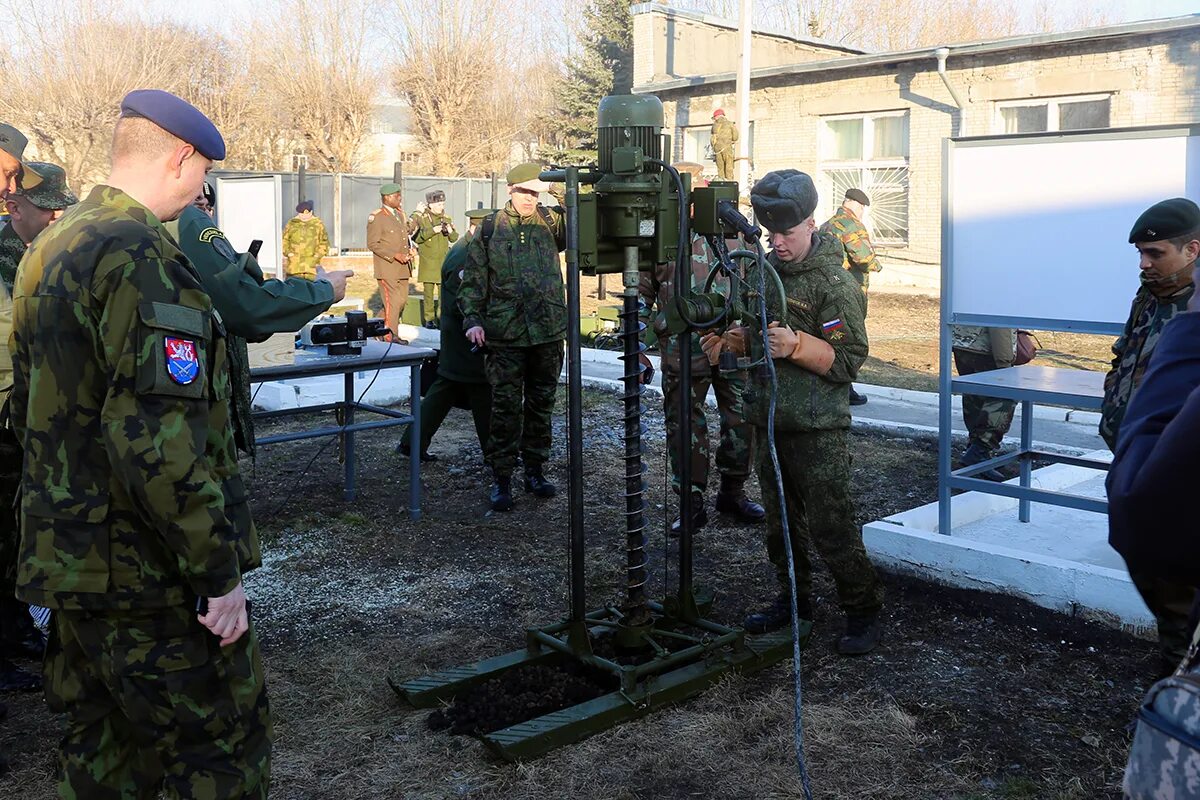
top-left (632, 5), bottom-right (1200, 290)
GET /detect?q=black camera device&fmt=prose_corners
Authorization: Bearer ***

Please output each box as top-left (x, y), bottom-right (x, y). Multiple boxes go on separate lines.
top-left (297, 310), bottom-right (390, 355)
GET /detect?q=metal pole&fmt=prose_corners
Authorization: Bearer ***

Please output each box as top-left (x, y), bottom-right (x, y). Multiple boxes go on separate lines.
top-left (598, 274), bottom-right (606, 300)
top-left (393, 161), bottom-right (404, 184)
top-left (565, 168), bottom-right (586, 623)
top-left (491, 172), bottom-right (500, 210)
top-left (298, 158), bottom-right (307, 205)
top-left (735, 0), bottom-right (752, 190)
top-left (333, 173), bottom-right (342, 254)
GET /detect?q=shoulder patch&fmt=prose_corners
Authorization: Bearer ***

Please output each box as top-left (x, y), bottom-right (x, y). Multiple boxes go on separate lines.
top-left (368, 213), bottom-right (376, 222)
top-left (821, 318), bottom-right (846, 341)
top-left (199, 227), bottom-right (237, 263)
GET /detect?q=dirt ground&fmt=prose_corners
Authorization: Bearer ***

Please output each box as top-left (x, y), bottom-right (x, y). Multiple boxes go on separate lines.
top-left (0, 387), bottom-right (1154, 799)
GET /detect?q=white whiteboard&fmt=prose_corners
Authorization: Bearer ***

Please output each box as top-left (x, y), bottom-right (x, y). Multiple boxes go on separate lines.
top-left (215, 175), bottom-right (283, 278)
top-left (947, 128), bottom-right (1200, 326)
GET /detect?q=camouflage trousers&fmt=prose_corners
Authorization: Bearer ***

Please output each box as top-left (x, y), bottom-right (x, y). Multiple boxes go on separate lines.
top-left (1127, 567), bottom-right (1198, 674)
top-left (484, 341), bottom-right (564, 477)
top-left (715, 150), bottom-right (735, 181)
top-left (662, 366), bottom-right (754, 496)
top-left (45, 606), bottom-right (273, 799)
top-left (401, 377), bottom-right (491, 456)
top-left (954, 349), bottom-right (1016, 452)
top-left (757, 429), bottom-right (883, 617)
top-left (422, 283), bottom-right (440, 324)
top-left (0, 420), bottom-right (18, 591)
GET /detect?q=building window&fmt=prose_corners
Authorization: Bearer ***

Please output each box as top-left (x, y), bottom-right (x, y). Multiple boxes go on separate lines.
top-left (819, 111), bottom-right (909, 245)
top-left (398, 152), bottom-right (420, 164)
top-left (995, 94), bottom-right (1111, 134)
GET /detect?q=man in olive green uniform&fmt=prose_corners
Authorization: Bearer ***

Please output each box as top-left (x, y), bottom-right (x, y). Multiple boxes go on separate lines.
top-left (710, 109), bottom-right (738, 181)
top-left (412, 189), bottom-right (459, 328)
top-left (368, 183), bottom-right (417, 343)
top-left (639, 222), bottom-right (763, 531)
top-left (460, 163), bottom-right (565, 511)
top-left (399, 208), bottom-right (493, 460)
top-left (707, 169), bottom-right (882, 655)
top-left (281, 199), bottom-right (329, 280)
top-left (10, 90), bottom-right (271, 797)
top-left (1102, 197), bottom-right (1200, 676)
top-left (820, 188), bottom-right (880, 407)
top-left (166, 192), bottom-right (352, 455)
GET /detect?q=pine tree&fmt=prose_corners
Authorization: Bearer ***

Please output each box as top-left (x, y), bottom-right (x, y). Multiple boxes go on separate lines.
top-left (543, 0), bottom-right (634, 165)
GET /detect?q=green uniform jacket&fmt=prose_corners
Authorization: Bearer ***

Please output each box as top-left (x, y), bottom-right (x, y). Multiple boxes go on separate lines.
top-left (166, 205), bottom-right (335, 454)
top-left (1100, 283), bottom-right (1194, 449)
top-left (459, 202), bottom-right (566, 347)
top-left (819, 207), bottom-right (881, 290)
top-left (744, 233), bottom-right (868, 432)
top-left (438, 235), bottom-right (486, 384)
top-left (9, 186), bottom-right (259, 611)
top-left (282, 215), bottom-right (329, 275)
top-left (711, 117), bottom-right (738, 155)
top-left (413, 210), bottom-right (459, 284)
top-left (0, 221), bottom-right (25, 292)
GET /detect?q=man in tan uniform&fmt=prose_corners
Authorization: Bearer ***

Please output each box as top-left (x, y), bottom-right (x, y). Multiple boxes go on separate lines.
top-left (367, 182), bottom-right (417, 343)
top-left (711, 109), bottom-right (738, 181)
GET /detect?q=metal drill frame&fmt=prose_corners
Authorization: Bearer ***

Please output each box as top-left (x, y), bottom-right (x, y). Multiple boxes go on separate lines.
top-left (391, 158), bottom-right (799, 762)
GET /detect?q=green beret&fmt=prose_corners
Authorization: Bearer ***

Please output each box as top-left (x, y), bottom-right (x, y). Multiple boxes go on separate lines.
top-left (1129, 198), bottom-right (1200, 243)
top-left (380, 182), bottom-right (402, 196)
top-left (750, 170), bottom-right (818, 232)
top-left (506, 163), bottom-right (541, 185)
top-left (466, 208), bottom-right (494, 221)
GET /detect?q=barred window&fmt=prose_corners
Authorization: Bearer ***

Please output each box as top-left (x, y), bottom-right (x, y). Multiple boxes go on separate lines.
top-left (819, 111), bottom-right (909, 245)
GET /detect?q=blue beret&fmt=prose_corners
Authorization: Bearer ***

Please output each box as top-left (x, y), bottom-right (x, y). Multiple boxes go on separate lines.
top-left (119, 89), bottom-right (226, 161)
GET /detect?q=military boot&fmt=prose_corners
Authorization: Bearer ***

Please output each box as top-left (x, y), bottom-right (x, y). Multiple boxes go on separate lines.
top-left (490, 475), bottom-right (514, 512)
top-left (714, 478), bottom-right (765, 523)
top-left (742, 592), bottom-right (812, 634)
top-left (959, 442), bottom-right (1006, 482)
top-left (523, 468), bottom-right (556, 498)
top-left (669, 492), bottom-right (707, 537)
top-left (849, 385), bottom-right (868, 406)
top-left (837, 614), bottom-right (882, 656)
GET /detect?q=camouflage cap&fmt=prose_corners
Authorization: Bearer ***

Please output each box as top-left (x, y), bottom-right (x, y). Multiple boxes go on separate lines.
top-left (751, 170), bottom-right (818, 232)
top-left (0, 123), bottom-right (42, 190)
top-left (1129, 198), bottom-right (1200, 243)
top-left (844, 188), bottom-right (870, 206)
top-left (506, 162), bottom-right (549, 193)
top-left (380, 182), bottom-right (401, 196)
top-left (15, 162), bottom-right (78, 210)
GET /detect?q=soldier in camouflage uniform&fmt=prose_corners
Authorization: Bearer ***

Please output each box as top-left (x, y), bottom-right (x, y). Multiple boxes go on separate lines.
top-left (821, 187), bottom-right (880, 407)
top-left (951, 324), bottom-right (1017, 481)
top-left (0, 161), bottom-right (77, 291)
top-left (9, 90), bottom-right (271, 797)
top-left (412, 189), bottom-right (459, 327)
top-left (710, 109), bottom-right (738, 181)
top-left (707, 170), bottom-right (882, 655)
top-left (281, 199), bottom-right (329, 280)
top-left (460, 163), bottom-right (565, 512)
top-left (639, 214), bottom-right (764, 532)
top-left (1103, 197), bottom-right (1200, 676)
top-left (166, 192), bottom-right (351, 456)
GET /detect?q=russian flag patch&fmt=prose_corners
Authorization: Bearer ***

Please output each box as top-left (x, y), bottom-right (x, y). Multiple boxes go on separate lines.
top-left (822, 318), bottom-right (844, 332)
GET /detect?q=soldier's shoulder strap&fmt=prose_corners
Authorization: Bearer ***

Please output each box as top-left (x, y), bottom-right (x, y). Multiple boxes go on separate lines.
top-left (537, 206), bottom-right (566, 250)
top-left (480, 211), bottom-right (500, 246)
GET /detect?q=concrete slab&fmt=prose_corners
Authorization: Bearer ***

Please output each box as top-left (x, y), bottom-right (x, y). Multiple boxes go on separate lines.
top-left (863, 452), bottom-right (1153, 634)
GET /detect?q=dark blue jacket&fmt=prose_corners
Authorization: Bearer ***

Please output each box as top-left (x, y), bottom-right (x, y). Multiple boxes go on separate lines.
top-left (1107, 311), bottom-right (1200, 583)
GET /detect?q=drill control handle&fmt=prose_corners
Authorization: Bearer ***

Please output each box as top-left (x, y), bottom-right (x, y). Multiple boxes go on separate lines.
top-left (717, 200), bottom-right (761, 241)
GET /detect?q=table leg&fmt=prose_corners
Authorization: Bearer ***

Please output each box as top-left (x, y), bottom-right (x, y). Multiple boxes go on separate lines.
top-left (409, 363), bottom-right (421, 520)
top-left (1019, 398), bottom-right (1033, 523)
top-left (344, 371), bottom-right (356, 501)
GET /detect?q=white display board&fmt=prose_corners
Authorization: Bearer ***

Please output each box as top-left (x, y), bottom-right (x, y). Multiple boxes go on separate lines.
top-left (215, 175), bottom-right (283, 278)
top-left (947, 127), bottom-right (1200, 327)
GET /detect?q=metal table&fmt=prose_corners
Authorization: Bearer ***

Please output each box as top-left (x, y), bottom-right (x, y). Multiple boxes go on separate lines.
top-left (939, 365), bottom-right (1108, 534)
top-left (249, 339), bottom-right (436, 519)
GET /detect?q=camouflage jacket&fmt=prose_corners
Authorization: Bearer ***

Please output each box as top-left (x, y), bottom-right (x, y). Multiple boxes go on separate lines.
top-left (951, 325), bottom-right (1016, 363)
top-left (711, 117), bottom-right (738, 155)
top-left (9, 185), bottom-right (259, 611)
top-left (743, 233), bottom-right (868, 432)
top-left (438, 235), bottom-right (486, 384)
top-left (166, 205), bottom-right (335, 456)
top-left (819, 207), bottom-right (880, 290)
top-left (459, 202), bottom-right (566, 347)
top-left (412, 209), bottom-right (459, 284)
top-left (282, 215), bottom-right (329, 274)
top-left (639, 234), bottom-right (733, 372)
top-left (0, 221), bottom-right (25, 292)
top-left (1100, 283), bottom-right (1194, 450)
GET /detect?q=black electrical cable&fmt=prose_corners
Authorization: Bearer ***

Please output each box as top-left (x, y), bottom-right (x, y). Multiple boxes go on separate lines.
top-left (258, 340), bottom-right (397, 521)
top-left (753, 239), bottom-right (815, 800)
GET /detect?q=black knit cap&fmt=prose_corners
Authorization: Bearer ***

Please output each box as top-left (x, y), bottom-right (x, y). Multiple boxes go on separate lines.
top-left (1128, 198), bottom-right (1200, 243)
top-left (750, 170), bottom-right (818, 232)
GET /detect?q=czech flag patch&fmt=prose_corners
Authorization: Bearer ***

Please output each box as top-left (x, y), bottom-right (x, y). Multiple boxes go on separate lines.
top-left (165, 337), bottom-right (200, 385)
top-left (822, 318), bottom-right (844, 333)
